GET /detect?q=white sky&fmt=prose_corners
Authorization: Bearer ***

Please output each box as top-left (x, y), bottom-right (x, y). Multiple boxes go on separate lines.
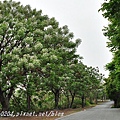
top-left (12, 0), bottom-right (113, 77)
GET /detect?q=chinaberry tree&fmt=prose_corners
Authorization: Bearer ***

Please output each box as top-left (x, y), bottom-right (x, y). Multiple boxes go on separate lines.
top-left (0, 0), bottom-right (48, 111)
top-left (0, 0), bottom-right (81, 110)
top-left (39, 25), bottom-right (81, 109)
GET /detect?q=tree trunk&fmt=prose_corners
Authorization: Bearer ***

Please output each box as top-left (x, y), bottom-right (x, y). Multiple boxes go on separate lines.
top-left (26, 83), bottom-right (31, 111)
top-left (114, 99), bottom-right (117, 108)
top-left (54, 90), bottom-right (60, 109)
top-left (84, 97), bottom-right (86, 106)
top-left (0, 88), bottom-right (9, 111)
top-left (69, 94), bottom-right (75, 108)
top-left (90, 96), bottom-right (93, 104)
top-left (0, 87), bottom-right (14, 111)
top-left (1, 99), bottom-right (9, 111)
top-left (95, 92), bottom-right (98, 104)
top-left (81, 94), bottom-right (84, 108)
top-left (65, 92), bottom-right (70, 108)
top-left (114, 99), bottom-right (120, 108)
top-left (27, 93), bottom-right (31, 111)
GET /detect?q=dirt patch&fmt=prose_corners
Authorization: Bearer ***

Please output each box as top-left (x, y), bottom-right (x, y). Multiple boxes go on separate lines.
top-left (0, 105), bottom-right (95, 120)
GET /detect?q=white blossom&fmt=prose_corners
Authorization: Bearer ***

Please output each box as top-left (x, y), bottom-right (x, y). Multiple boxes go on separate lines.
top-left (42, 67), bottom-right (46, 72)
top-left (50, 55), bottom-right (57, 61)
top-left (24, 37), bottom-right (33, 44)
top-left (42, 52), bottom-right (49, 58)
top-left (42, 48), bottom-right (48, 53)
top-left (33, 59), bottom-right (40, 66)
top-left (28, 63), bottom-right (34, 69)
top-left (44, 34), bottom-right (51, 41)
top-left (34, 42), bottom-right (43, 51)
top-left (12, 47), bottom-right (21, 54)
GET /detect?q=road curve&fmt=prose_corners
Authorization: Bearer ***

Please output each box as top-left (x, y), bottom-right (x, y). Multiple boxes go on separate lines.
top-left (56, 101), bottom-right (120, 120)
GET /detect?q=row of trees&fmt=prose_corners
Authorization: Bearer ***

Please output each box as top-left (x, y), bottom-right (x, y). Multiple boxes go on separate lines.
top-left (0, 0), bottom-right (105, 112)
top-left (100, 0), bottom-right (120, 107)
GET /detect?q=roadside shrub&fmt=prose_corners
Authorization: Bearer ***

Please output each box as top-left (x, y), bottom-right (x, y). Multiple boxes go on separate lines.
top-left (72, 98), bottom-right (81, 109)
top-left (85, 100), bottom-right (91, 106)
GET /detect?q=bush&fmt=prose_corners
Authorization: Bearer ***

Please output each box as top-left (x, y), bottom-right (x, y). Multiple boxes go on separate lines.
top-left (85, 101), bottom-right (91, 106)
top-left (72, 98), bottom-right (81, 109)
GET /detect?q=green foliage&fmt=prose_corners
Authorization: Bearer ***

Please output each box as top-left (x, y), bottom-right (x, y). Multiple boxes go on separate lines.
top-left (71, 98), bottom-right (81, 109)
top-left (100, 0), bottom-right (120, 107)
top-left (0, 0), bottom-right (104, 111)
top-left (85, 100), bottom-right (91, 106)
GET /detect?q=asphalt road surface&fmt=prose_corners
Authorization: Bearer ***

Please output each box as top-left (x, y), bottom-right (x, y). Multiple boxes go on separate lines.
top-left (56, 101), bottom-right (120, 120)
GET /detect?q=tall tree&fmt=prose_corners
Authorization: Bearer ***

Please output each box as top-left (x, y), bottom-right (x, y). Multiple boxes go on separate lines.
top-left (0, 0), bottom-right (55, 111)
top-left (100, 0), bottom-right (120, 107)
top-left (39, 25), bottom-right (81, 109)
top-left (0, 0), bottom-right (81, 110)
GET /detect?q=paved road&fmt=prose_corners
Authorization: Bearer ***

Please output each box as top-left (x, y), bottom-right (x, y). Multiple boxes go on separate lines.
top-left (56, 101), bottom-right (120, 120)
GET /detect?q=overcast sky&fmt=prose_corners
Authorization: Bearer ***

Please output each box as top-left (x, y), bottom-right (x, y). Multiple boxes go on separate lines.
top-left (13, 0), bottom-right (113, 77)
